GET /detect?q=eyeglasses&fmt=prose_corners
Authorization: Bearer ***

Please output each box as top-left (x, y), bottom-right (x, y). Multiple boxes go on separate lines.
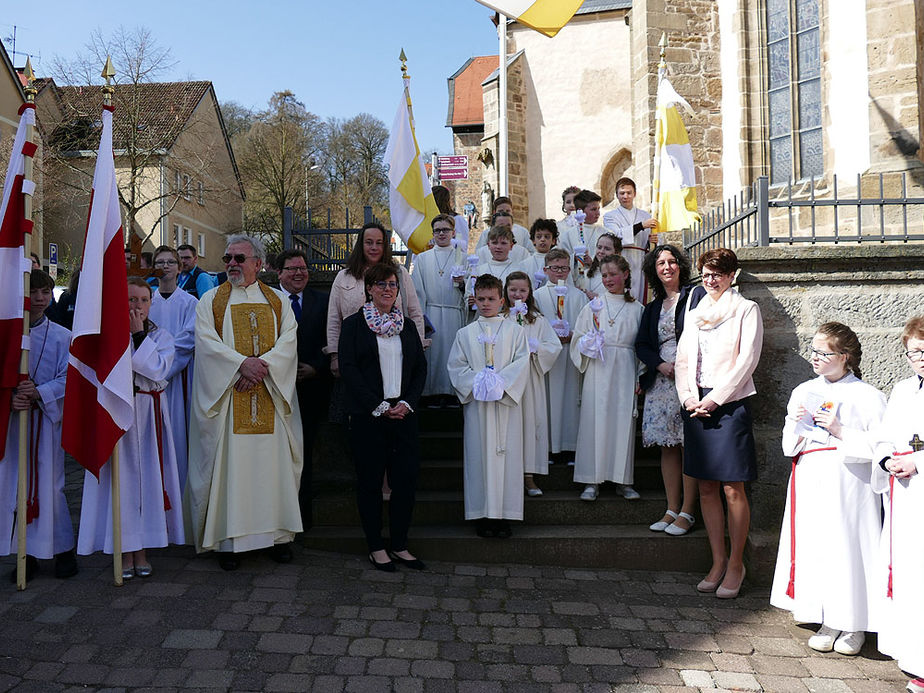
top-left (810, 348), bottom-right (841, 361)
top-left (701, 272), bottom-right (728, 282)
top-left (154, 259), bottom-right (178, 267)
top-left (545, 265), bottom-right (570, 273)
top-left (904, 349), bottom-right (924, 362)
top-left (222, 253), bottom-right (256, 264)
top-left (432, 228), bottom-right (453, 235)
top-left (281, 266), bottom-right (308, 274)
top-left (372, 281), bottom-right (399, 290)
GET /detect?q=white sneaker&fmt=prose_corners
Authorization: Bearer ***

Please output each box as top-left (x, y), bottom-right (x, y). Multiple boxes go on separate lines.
top-left (807, 624), bottom-right (841, 652)
top-left (906, 677), bottom-right (924, 693)
top-left (618, 485), bottom-right (640, 500)
top-left (833, 630), bottom-right (864, 656)
top-left (580, 484), bottom-right (598, 501)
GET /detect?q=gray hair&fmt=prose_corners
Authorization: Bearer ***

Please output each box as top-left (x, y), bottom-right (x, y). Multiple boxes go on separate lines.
top-left (225, 234), bottom-right (266, 263)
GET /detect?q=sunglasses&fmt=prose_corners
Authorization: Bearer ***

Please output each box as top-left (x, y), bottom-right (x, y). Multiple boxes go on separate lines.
top-left (222, 253), bottom-right (256, 264)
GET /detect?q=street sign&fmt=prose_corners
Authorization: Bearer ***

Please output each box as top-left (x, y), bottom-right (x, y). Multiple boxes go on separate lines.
top-left (438, 155), bottom-right (468, 167)
top-left (48, 242), bottom-right (58, 280)
top-left (438, 168), bottom-right (469, 181)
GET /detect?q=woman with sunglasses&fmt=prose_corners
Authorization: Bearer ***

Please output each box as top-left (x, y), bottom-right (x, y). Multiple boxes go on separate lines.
top-left (338, 264), bottom-right (427, 572)
top-left (674, 248), bottom-right (763, 599)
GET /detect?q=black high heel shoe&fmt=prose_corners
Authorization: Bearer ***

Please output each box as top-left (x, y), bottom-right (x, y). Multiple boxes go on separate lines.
top-left (388, 551), bottom-right (426, 571)
top-left (368, 553), bottom-right (396, 572)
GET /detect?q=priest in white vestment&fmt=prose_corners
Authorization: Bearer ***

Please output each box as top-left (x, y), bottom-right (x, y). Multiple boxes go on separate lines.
top-left (602, 177), bottom-right (658, 303)
top-left (186, 235), bottom-right (303, 570)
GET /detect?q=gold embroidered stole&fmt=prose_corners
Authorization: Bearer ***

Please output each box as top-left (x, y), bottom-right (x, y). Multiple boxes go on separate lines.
top-left (211, 282), bottom-right (283, 434)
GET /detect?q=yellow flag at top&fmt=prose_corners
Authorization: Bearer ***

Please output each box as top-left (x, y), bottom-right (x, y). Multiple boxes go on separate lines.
top-left (652, 75), bottom-right (701, 233)
top-left (475, 0), bottom-right (584, 38)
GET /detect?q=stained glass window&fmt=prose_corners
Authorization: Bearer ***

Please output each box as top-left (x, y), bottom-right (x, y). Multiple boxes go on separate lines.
top-left (766, 0), bottom-right (822, 183)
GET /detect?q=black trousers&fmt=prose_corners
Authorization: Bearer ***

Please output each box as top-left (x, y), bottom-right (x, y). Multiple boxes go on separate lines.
top-left (296, 384), bottom-right (325, 529)
top-left (349, 412), bottom-right (420, 552)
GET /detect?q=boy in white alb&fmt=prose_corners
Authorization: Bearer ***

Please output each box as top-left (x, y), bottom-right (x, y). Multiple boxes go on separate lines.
top-left (555, 185), bottom-right (581, 244)
top-left (476, 209), bottom-right (531, 264)
top-left (558, 190), bottom-right (605, 288)
top-left (448, 274), bottom-right (530, 538)
top-left (0, 270), bottom-right (77, 581)
top-left (412, 214), bottom-right (467, 401)
top-left (522, 218), bottom-right (559, 290)
top-left (472, 226), bottom-right (526, 289)
top-left (602, 177), bottom-right (657, 303)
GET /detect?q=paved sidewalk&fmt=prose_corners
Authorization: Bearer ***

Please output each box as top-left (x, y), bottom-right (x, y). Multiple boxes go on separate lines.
top-left (0, 545), bottom-right (910, 692)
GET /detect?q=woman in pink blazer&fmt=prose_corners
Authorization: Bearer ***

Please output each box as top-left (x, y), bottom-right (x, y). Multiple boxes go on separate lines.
top-left (675, 248), bottom-right (763, 599)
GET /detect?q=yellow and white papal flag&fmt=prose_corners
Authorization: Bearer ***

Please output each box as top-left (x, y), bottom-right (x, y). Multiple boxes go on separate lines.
top-left (474, 0), bottom-right (584, 38)
top-left (385, 80), bottom-right (439, 255)
top-left (652, 75), bottom-right (701, 232)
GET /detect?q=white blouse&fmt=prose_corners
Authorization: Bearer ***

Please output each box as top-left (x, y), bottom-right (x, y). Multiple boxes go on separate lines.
top-left (376, 334), bottom-right (403, 400)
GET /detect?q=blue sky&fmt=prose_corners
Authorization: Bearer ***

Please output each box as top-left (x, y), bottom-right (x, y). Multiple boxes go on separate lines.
top-left (2, 1), bottom-right (500, 153)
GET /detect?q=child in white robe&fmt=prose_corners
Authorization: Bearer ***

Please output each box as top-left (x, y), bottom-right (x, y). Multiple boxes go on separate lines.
top-left (769, 322), bottom-right (886, 656)
top-left (472, 226), bottom-right (526, 295)
top-left (554, 185), bottom-right (581, 244)
top-left (871, 315), bottom-right (924, 690)
top-left (533, 249), bottom-right (587, 461)
top-left (570, 255), bottom-right (644, 501)
top-left (0, 270), bottom-right (77, 581)
top-left (78, 278), bottom-right (184, 579)
top-left (577, 232), bottom-right (621, 298)
top-left (411, 215), bottom-right (467, 401)
top-left (148, 246), bottom-right (197, 489)
top-left (504, 272), bottom-right (562, 496)
top-left (522, 219), bottom-right (559, 290)
top-left (558, 190), bottom-right (605, 281)
top-left (602, 177), bottom-right (658, 303)
top-left (448, 274), bottom-right (530, 538)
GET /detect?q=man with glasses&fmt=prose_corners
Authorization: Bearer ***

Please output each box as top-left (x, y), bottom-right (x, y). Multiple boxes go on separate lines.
top-left (276, 249), bottom-right (330, 529)
top-left (149, 246), bottom-right (198, 489)
top-left (177, 244), bottom-right (217, 299)
top-left (187, 235), bottom-right (303, 571)
top-left (411, 214), bottom-right (467, 406)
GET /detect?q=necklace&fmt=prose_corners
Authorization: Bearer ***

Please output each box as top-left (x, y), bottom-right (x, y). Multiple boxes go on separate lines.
top-left (29, 317), bottom-right (50, 380)
top-left (434, 247), bottom-right (454, 276)
top-left (604, 294), bottom-right (627, 327)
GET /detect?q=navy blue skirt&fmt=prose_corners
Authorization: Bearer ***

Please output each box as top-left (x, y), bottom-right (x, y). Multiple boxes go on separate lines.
top-left (682, 388), bottom-right (758, 482)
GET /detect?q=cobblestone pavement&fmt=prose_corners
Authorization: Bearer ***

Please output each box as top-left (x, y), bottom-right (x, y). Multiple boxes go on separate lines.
top-left (0, 544), bottom-right (911, 692)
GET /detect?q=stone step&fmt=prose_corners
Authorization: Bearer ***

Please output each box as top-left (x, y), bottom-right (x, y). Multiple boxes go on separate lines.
top-left (299, 524), bottom-right (712, 572)
top-left (415, 458), bottom-right (665, 492)
top-left (313, 489), bottom-right (684, 527)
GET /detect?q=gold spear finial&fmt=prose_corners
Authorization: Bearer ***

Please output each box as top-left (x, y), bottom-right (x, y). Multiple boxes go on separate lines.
top-left (101, 55), bottom-right (115, 106)
top-left (399, 48), bottom-right (408, 78)
top-left (23, 57), bottom-right (36, 103)
top-left (658, 32), bottom-right (667, 75)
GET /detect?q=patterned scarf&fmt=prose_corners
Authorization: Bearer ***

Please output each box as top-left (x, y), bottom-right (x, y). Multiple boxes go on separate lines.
top-left (362, 301), bottom-right (404, 338)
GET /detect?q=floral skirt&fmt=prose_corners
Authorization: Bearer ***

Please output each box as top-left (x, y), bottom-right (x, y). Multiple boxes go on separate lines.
top-left (641, 373), bottom-right (684, 448)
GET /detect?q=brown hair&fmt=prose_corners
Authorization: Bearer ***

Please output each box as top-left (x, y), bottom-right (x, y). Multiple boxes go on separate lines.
top-left (153, 245), bottom-right (179, 263)
top-left (127, 276), bottom-right (155, 333)
top-left (574, 189), bottom-right (601, 210)
top-left (614, 177), bottom-right (637, 193)
top-left (545, 248), bottom-right (570, 264)
top-left (643, 245), bottom-right (692, 301)
top-left (561, 185), bottom-right (581, 208)
top-left (486, 226), bottom-right (515, 244)
top-left (363, 262), bottom-right (399, 289)
top-left (599, 254), bottom-right (635, 302)
top-left (503, 271), bottom-right (539, 324)
top-left (586, 233), bottom-right (622, 278)
top-left (345, 222), bottom-right (395, 279)
top-left (474, 273), bottom-right (503, 297)
top-left (492, 196), bottom-right (512, 212)
top-left (816, 322), bottom-right (863, 379)
top-left (431, 213), bottom-right (456, 230)
top-left (697, 247), bottom-right (738, 275)
top-left (529, 218), bottom-right (559, 241)
top-left (901, 315), bottom-right (924, 346)
top-left (30, 269), bottom-right (55, 291)
top-left (432, 185), bottom-right (453, 215)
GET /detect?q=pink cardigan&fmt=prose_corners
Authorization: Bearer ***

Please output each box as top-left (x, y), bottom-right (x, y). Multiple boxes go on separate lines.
top-left (325, 264), bottom-right (426, 355)
top-left (675, 288), bottom-right (763, 406)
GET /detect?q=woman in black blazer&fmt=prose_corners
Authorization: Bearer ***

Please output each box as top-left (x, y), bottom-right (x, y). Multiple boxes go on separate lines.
top-left (635, 245), bottom-right (704, 536)
top-left (338, 263), bottom-right (427, 572)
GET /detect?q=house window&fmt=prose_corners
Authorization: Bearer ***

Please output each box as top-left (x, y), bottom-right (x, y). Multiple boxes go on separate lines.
top-left (182, 174), bottom-right (192, 201)
top-left (198, 233), bottom-right (206, 257)
top-left (197, 181), bottom-right (204, 206)
top-left (173, 224), bottom-right (181, 248)
top-left (766, 0), bottom-right (822, 184)
top-left (184, 227), bottom-right (193, 246)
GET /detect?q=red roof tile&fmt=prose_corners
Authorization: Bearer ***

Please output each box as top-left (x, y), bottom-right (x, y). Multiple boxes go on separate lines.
top-left (447, 56), bottom-right (498, 128)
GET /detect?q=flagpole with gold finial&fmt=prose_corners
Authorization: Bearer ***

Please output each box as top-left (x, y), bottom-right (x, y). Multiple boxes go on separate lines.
top-left (15, 58), bottom-right (38, 591)
top-left (650, 33), bottom-right (667, 244)
top-left (101, 55), bottom-right (125, 588)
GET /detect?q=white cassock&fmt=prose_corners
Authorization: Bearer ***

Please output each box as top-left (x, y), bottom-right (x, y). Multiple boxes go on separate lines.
top-left (523, 252), bottom-right (576, 291)
top-left (476, 243), bottom-right (530, 265)
top-left (769, 374), bottom-right (886, 633)
top-left (871, 375), bottom-right (924, 676)
top-left (186, 282), bottom-right (303, 553)
top-left (534, 284), bottom-right (587, 453)
top-left (78, 327), bottom-right (184, 554)
top-left (149, 288), bottom-right (197, 489)
top-left (474, 259), bottom-right (526, 285)
top-left (602, 207), bottom-right (652, 303)
top-left (507, 313), bottom-right (562, 475)
top-left (448, 316), bottom-right (530, 520)
top-left (571, 293), bottom-right (644, 484)
top-left (411, 246), bottom-right (467, 396)
top-left (475, 223), bottom-right (536, 254)
top-left (557, 222), bottom-right (605, 258)
top-left (575, 269), bottom-right (605, 298)
top-left (0, 318), bottom-right (73, 558)
top-left (556, 216), bottom-right (574, 245)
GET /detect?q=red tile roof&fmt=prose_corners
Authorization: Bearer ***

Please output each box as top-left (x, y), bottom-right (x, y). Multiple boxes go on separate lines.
top-left (446, 56), bottom-right (498, 128)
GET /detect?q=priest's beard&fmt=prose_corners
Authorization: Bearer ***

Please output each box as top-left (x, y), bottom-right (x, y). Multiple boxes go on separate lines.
top-left (229, 272), bottom-right (244, 287)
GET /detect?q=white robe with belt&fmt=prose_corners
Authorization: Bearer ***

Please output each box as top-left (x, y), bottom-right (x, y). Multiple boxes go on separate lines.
top-left (185, 282), bottom-right (303, 553)
top-left (871, 375), bottom-right (924, 676)
top-left (0, 318), bottom-right (73, 558)
top-left (411, 246), bottom-right (466, 396)
top-left (769, 374), bottom-right (886, 633)
top-left (78, 327), bottom-right (184, 554)
top-left (602, 206), bottom-right (651, 303)
top-left (506, 313), bottom-right (562, 475)
top-left (571, 294), bottom-right (644, 484)
top-left (150, 288), bottom-right (197, 489)
top-left (448, 316), bottom-right (530, 520)
top-left (534, 284), bottom-right (587, 453)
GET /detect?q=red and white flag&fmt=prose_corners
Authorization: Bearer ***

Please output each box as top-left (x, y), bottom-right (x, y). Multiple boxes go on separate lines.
top-left (0, 104), bottom-right (37, 458)
top-left (62, 105), bottom-right (133, 477)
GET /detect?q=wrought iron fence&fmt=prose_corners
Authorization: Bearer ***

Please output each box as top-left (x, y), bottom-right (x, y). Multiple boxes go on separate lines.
top-left (683, 173), bottom-right (924, 268)
top-left (282, 206), bottom-right (408, 273)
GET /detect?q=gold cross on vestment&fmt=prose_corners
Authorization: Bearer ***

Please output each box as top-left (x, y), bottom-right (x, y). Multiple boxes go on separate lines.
top-left (910, 434), bottom-right (923, 452)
